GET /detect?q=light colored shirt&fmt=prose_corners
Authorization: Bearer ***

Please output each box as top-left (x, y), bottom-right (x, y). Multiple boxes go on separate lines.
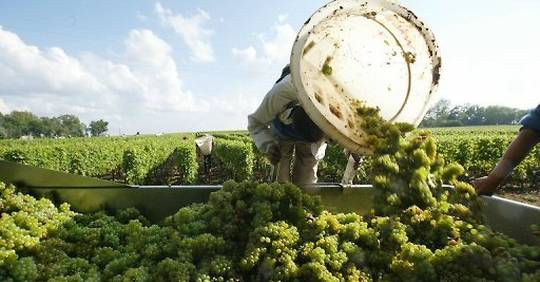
top-left (194, 134), bottom-right (214, 156)
top-left (247, 74), bottom-right (297, 153)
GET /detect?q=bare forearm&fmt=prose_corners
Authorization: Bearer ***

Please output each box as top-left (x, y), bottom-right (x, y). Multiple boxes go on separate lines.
top-left (489, 128), bottom-right (540, 182)
top-left (503, 129), bottom-right (540, 162)
top-left (474, 105), bottom-right (540, 194)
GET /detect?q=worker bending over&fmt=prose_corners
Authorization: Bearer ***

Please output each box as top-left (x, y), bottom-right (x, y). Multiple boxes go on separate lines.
top-left (248, 66), bottom-right (328, 185)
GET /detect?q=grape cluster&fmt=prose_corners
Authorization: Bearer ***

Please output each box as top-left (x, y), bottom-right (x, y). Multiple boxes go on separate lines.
top-left (0, 103), bottom-right (539, 281)
top-left (1, 177), bottom-right (538, 281)
top-left (0, 182), bottom-right (75, 268)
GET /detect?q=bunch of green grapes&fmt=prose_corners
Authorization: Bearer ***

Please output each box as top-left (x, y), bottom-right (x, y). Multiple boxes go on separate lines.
top-left (0, 181), bottom-right (75, 280)
top-left (1, 178), bottom-right (540, 281)
top-left (1, 98), bottom-right (540, 281)
top-left (352, 102), bottom-right (540, 281)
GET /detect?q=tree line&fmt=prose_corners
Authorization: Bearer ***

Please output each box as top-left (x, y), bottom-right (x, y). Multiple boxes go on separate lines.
top-left (1, 100), bottom-right (529, 139)
top-left (0, 111), bottom-right (108, 139)
top-left (420, 99), bottom-right (529, 128)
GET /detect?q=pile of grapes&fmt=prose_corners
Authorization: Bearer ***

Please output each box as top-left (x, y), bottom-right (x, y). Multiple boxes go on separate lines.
top-left (1, 108), bottom-right (540, 281)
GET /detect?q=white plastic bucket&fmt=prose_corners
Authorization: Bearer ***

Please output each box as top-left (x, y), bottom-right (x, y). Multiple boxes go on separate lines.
top-left (290, 0), bottom-right (441, 154)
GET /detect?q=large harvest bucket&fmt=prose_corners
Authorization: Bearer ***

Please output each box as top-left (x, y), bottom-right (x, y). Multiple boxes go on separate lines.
top-left (290, 0), bottom-right (442, 154)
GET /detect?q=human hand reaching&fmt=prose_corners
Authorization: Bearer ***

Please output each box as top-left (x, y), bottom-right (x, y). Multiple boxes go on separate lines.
top-left (471, 176), bottom-right (501, 196)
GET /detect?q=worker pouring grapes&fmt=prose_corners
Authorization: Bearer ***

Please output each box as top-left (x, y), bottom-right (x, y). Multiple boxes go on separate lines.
top-left (248, 0), bottom-right (441, 186)
top-left (248, 65), bottom-right (339, 185)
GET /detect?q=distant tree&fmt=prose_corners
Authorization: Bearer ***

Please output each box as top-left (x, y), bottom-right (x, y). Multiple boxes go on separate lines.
top-left (89, 120), bottom-right (109, 137)
top-left (2, 111), bottom-right (40, 138)
top-left (57, 115), bottom-right (85, 137)
top-left (0, 113), bottom-right (5, 138)
top-left (420, 100), bottom-right (529, 128)
top-left (28, 119), bottom-right (47, 137)
top-left (463, 105), bottom-right (486, 125)
top-left (0, 111), bottom-right (109, 139)
top-left (431, 99), bottom-right (452, 118)
top-left (40, 117), bottom-right (62, 137)
top-left (447, 105), bottom-right (468, 124)
top-left (483, 106), bottom-right (524, 125)
top-left (420, 99), bottom-right (451, 127)
top-left (0, 124), bottom-right (6, 139)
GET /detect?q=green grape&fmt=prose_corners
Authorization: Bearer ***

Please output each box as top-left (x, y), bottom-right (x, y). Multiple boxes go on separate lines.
top-left (1, 101), bottom-right (539, 281)
top-left (7, 257), bottom-right (38, 282)
top-left (389, 243), bottom-right (436, 281)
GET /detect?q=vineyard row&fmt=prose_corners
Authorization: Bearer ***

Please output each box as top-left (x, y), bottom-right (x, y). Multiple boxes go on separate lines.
top-left (0, 132), bottom-right (538, 189)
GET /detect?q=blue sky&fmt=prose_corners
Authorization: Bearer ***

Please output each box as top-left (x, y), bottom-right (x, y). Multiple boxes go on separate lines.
top-left (0, 1), bottom-right (538, 134)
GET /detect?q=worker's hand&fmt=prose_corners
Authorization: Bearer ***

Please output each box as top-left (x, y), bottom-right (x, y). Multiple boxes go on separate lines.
top-left (266, 144), bottom-right (281, 165)
top-left (471, 176), bottom-right (500, 196)
top-left (351, 153), bottom-right (363, 163)
top-left (343, 150), bottom-right (363, 164)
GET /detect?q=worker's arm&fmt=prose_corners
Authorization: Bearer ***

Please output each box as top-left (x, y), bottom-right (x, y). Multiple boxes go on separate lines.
top-left (473, 105), bottom-right (540, 195)
top-left (247, 75), bottom-right (297, 154)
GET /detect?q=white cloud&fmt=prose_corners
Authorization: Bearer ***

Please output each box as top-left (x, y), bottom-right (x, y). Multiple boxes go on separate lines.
top-left (0, 26), bottom-right (207, 132)
top-left (439, 13), bottom-right (539, 109)
top-left (228, 19), bottom-right (299, 125)
top-left (0, 26), bottom-right (265, 134)
top-left (278, 14), bottom-right (288, 23)
top-left (155, 3), bottom-right (215, 63)
top-left (232, 19), bottom-right (296, 68)
top-left (0, 28), bottom-right (102, 96)
top-left (398, 0), bottom-right (539, 110)
top-left (209, 93), bottom-right (259, 116)
top-left (136, 12), bottom-right (148, 21)
top-left (123, 29), bottom-right (203, 112)
top-left (232, 46), bottom-right (257, 64)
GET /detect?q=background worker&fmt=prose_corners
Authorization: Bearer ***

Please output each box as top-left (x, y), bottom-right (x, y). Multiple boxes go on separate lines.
top-left (473, 104), bottom-right (540, 195)
top-left (248, 66), bottom-right (329, 185)
top-left (195, 133), bottom-right (215, 173)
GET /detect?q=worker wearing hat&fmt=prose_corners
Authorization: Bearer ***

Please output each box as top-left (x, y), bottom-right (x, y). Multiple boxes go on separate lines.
top-left (248, 65), bottom-right (328, 185)
top-left (473, 104), bottom-right (540, 194)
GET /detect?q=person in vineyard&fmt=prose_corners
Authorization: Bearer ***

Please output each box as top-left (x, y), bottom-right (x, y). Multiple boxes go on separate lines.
top-left (473, 104), bottom-right (540, 195)
top-left (195, 134), bottom-right (215, 173)
top-left (247, 65), bottom-right (329, 185)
